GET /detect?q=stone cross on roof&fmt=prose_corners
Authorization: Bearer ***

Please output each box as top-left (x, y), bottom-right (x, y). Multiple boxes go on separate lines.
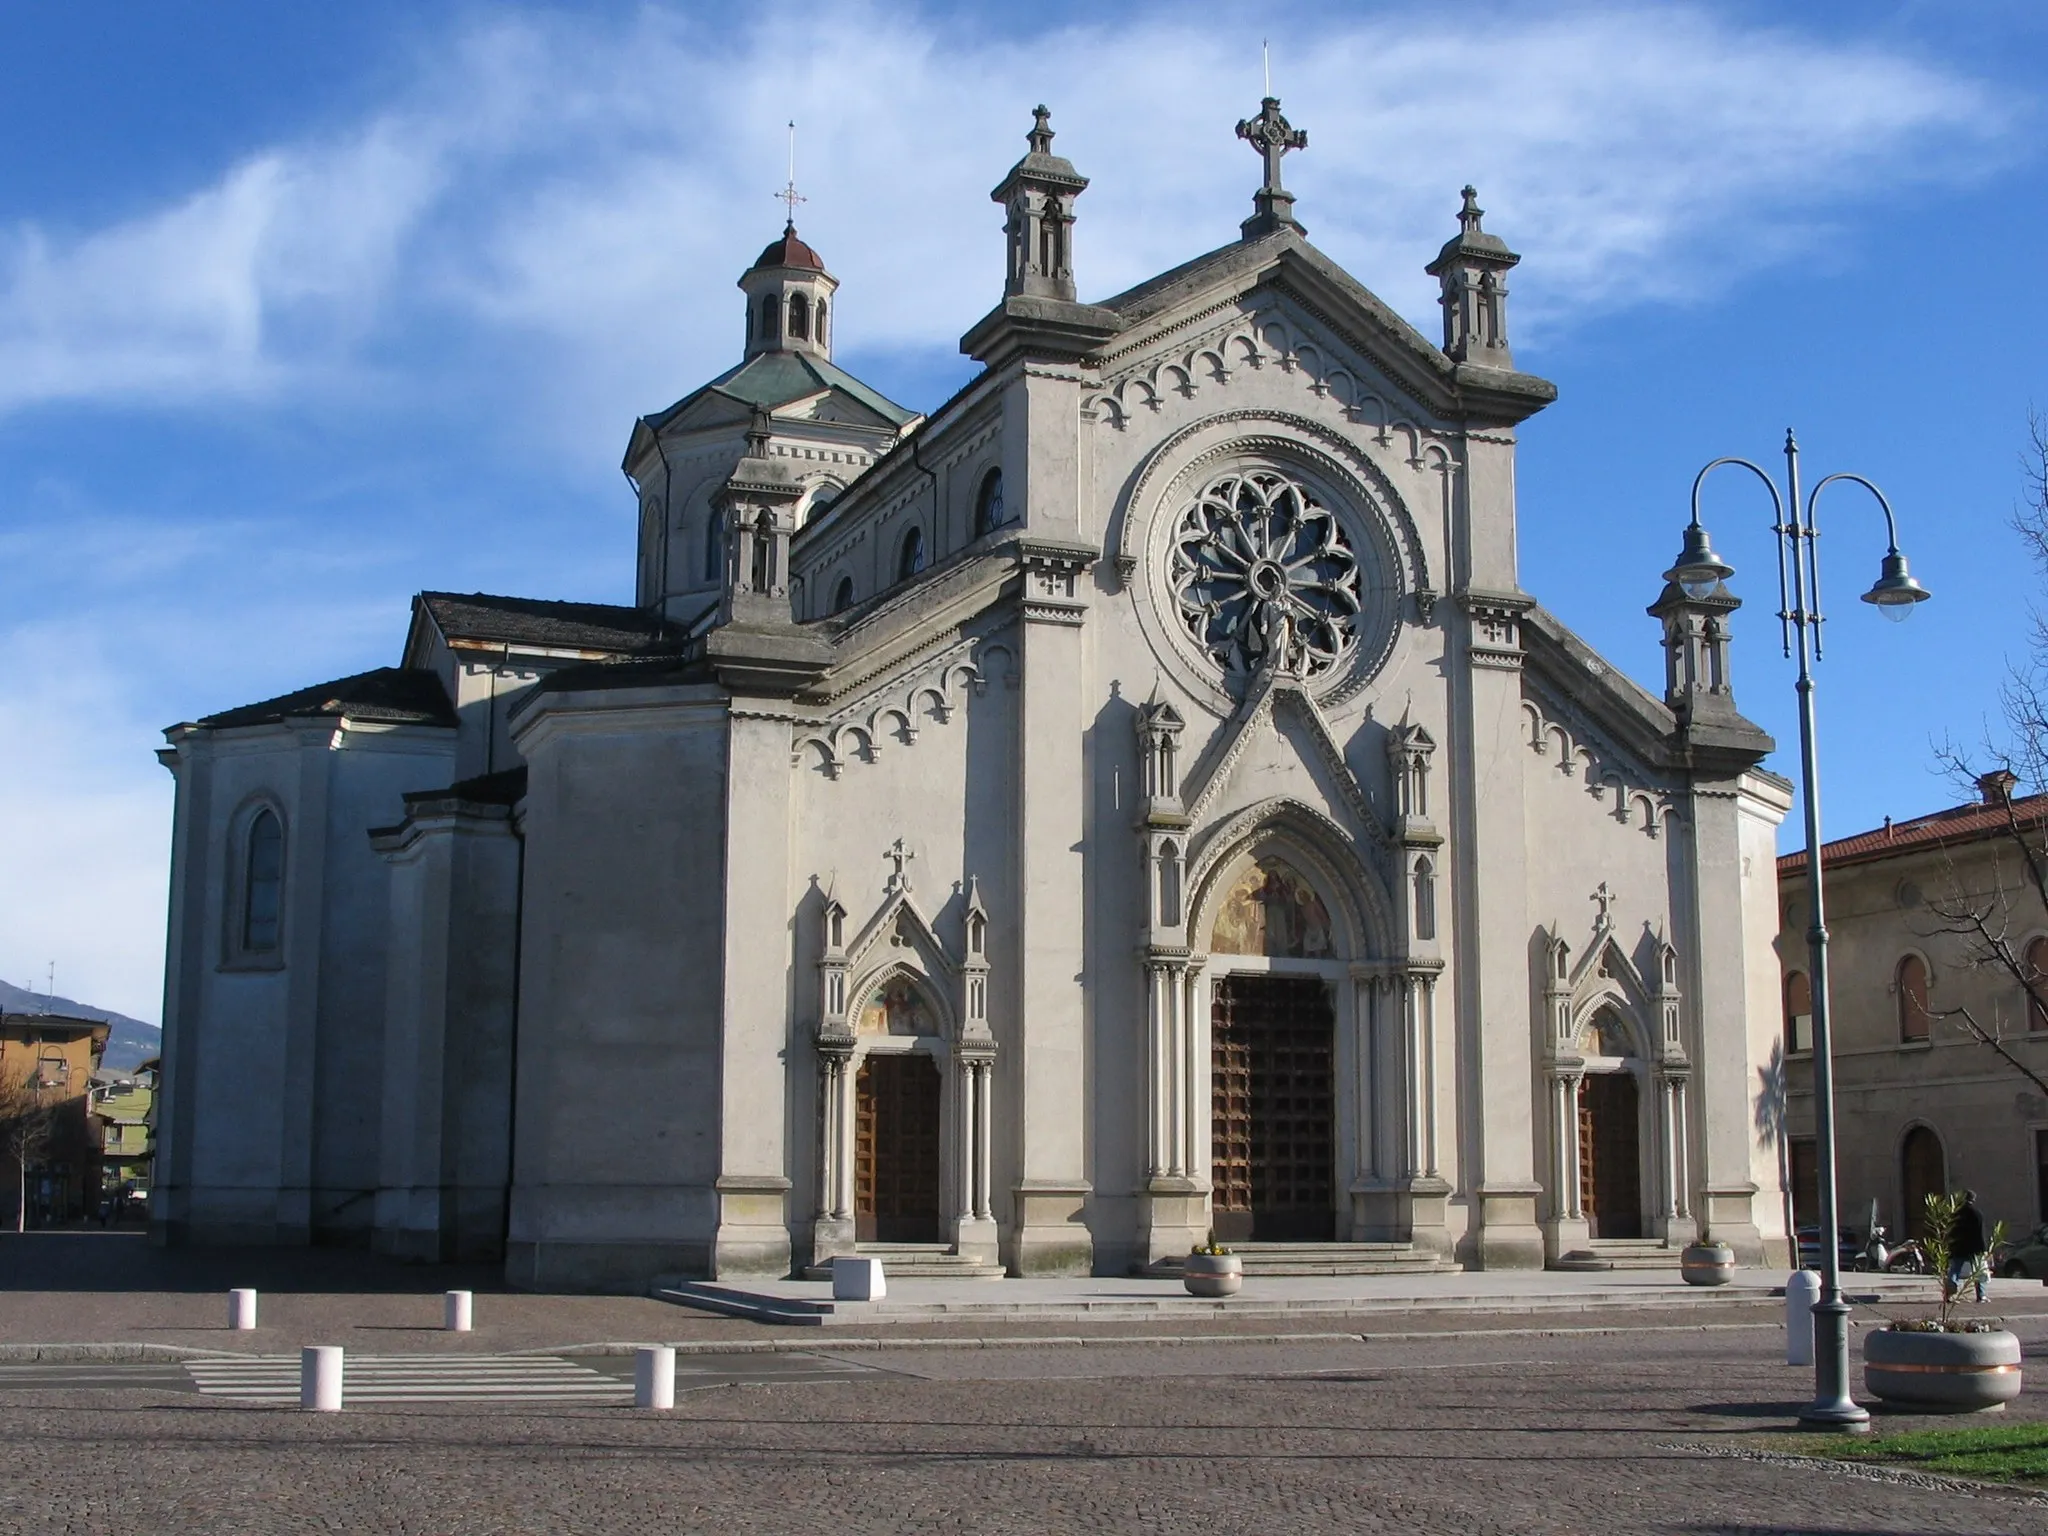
top-left (1234, 97), bottom-right (1307, 239)
top-left (1591, 881), bottom-right (1616, 930)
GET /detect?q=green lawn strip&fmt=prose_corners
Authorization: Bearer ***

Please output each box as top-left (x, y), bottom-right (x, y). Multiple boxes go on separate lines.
top-left (1786, 1423), bottom-right (2048, 1485)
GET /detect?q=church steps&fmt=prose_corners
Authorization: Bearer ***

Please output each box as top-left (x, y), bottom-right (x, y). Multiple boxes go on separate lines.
top-left (800, 1244), bottom-right (1005, 1281)
top-left (1141, 1242), bottom-right (1456, 1278)
top-left (1549, 1241), bottom-right (1683, 1272)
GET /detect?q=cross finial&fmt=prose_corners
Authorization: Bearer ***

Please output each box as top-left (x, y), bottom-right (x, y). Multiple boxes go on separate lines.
top-left (885, 838), bottom-right (916, 893)
top-left (777, 120), bottom-right (805, 224)
top-left (1591, 882), bottom-right (1616, 928)
top-left (1234, 97), bottom-right (1308, 239)
top-left (1027, 104), bottom-right (1054, 156)
top-left (1458, 185), bottom-right (1484, 233)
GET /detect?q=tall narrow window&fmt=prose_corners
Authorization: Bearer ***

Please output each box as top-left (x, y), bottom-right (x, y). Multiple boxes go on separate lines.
top-left (832, 576), bottom-right (855, 614)
top-left (1411, 857), bottom-right (1436, 942)
top-left (974, 467), bottom-right (1006, 536)
top-left (243, 808), bottom-right (283, 952)
top-left (1783, 971), bottom-right (1813, 1055)
top-left (898, 525), bottom-right (926, 580)
top-left (760, 295), bottom-right (779, 341)
top-left (1897, 954), bottom-right (1931, 1043)
top-left (814, 299), bottom-right (827, 347)
top-left (2027, 937), bottom-right (2048, 1033)
top-left (788, 292), bottom-right (809, 341)
top-left (751, 511), bottom-right (774, 593)
top-left (704, 511), bottom-right (723, 583)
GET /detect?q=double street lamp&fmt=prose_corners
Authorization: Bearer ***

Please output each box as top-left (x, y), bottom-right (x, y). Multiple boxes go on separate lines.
top-left (1667, 429), bottom-right (1930, 1430)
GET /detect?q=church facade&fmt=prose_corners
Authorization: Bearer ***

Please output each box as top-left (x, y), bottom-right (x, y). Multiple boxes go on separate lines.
top-left (152, 101), bottom-right (1793, 1289)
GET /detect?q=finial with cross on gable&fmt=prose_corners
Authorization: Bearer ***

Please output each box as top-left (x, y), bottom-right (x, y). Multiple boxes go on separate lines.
top-left (884, 838), bottom-right (915, 894)
top-left (1234, 97), bottom-right (1307, 240)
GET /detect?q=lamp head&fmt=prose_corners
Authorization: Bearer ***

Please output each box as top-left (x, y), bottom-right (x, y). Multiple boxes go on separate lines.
top-left (1665, 520), bottom-right (1735, 600)
top-left (1861, 549), bottom-right (1930, 623)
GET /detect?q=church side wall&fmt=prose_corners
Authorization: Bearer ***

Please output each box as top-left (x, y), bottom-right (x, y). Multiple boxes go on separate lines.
top-left (153, 721), bottom-right (453, 1246)
top-left (505, 690), bottom-right (730, 1290)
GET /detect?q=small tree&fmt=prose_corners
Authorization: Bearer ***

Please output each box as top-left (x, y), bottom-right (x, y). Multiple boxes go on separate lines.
top-left (1925, 414), bottom-right (2048, 1093)
top-left (0, 1065), bottom-right (55, 1233)
top-left (1913, 1189), bottom-right (2006, 1331)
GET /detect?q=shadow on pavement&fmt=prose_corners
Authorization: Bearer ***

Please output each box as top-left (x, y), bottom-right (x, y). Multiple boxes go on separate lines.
top-left (0, 1232), bottom-right (507, 1295)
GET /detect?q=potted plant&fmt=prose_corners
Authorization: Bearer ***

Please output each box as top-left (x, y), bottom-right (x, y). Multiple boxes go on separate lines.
top-left (1863, 1191), bottom-right (2021, 1413)
top-left (1680, 1229), bottom-right (1736, 1286)
top-left (1183, 1235), bottom-right (1242, 1298)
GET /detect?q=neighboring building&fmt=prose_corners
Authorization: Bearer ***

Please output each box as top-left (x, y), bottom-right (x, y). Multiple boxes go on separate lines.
top-left (0, 1010), bottom-right (111, 1224)
top-left (89, 1062), bottom-right (157, 1203)
top-left (1777, 773), bottom-right (2048, 1243)
top-left (155, 100), bottom-right (1792, 1290)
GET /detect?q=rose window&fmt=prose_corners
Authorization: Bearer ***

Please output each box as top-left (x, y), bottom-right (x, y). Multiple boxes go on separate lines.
top-left (1169, 470), bottom-right (1361, 678)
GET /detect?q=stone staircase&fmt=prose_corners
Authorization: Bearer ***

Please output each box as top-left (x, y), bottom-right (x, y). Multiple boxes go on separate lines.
top-left (1142, 1241), bottom-right (1456, 1278)
top-left (1550, 1239), bottom-right (1681, 1272)
top-left (800, 1242), bottom-right (1005, 1281)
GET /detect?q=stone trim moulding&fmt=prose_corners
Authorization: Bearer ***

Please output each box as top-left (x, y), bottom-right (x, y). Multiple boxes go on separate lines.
top-left (1519, 689), bottom-right (1683, 841)
top-left (791, 636), bottom-right (1017, 778)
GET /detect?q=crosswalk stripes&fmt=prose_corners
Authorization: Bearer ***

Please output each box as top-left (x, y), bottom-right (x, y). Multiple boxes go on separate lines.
top-left (184, 1353), bottom-right (634, 1405)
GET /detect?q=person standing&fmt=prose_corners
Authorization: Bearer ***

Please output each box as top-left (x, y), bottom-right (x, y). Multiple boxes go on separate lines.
top-left (1950, 1189), bottom-right (1989, 1303)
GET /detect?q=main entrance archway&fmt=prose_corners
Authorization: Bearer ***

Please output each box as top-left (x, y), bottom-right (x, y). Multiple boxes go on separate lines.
top-left (1579, 1072), bottom-right (1643, 1240)
top-left (855, 1053), bottom-right (941, 1242)
top-left (1210, 974), bottom-right (1335, 1242)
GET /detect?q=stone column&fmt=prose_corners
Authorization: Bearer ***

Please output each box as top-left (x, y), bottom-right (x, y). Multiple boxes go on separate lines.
top-left (1009, 539), bottom-right (1097, 1275)
top-left (813, 1043), bottom-right (855, 1261)
top-left (1139, 952), bottom-right (1203, 1264)
top-left (952, 1049), bottom-right (999, 1263)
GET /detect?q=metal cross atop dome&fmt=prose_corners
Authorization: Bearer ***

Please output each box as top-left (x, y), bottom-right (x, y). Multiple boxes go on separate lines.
top-left (1234, 97), bottom-right (1307, 238)
top-left (777, 120), bottom-right (805, 223)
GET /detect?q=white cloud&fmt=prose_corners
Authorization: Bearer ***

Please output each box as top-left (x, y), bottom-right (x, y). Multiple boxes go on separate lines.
top-left (0, 5), bottom-right (2009, 439)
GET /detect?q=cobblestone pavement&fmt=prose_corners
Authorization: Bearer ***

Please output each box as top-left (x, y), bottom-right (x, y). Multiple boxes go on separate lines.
top-left (4, 1325), bottom-right (2048, 1533)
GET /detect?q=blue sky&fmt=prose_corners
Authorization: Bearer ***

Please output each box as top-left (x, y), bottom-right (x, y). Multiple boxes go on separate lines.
top-left (0, 1), bottom-right (2042, 1022)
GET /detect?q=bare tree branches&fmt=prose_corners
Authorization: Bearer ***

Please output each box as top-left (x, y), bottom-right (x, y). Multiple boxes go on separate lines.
top-left (0, 1066), bottom-right (55, 1234)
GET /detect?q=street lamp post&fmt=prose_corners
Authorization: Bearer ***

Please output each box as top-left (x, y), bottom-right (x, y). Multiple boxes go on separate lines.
top-left (1667, 428), bottom-right (1929, 1431)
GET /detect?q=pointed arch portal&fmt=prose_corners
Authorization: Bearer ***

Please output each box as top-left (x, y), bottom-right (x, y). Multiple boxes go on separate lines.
top-left (855, 1052), bottom-right (942, 1242)
top-left (1210, 973), bottom-right (1336, 1242)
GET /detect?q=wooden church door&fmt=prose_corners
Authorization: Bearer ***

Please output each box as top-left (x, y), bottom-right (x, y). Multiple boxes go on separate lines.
top-left (1210, 974), bottom-right (1335, 1243)
top-left (854, 1054), bottom-right (942, 1243)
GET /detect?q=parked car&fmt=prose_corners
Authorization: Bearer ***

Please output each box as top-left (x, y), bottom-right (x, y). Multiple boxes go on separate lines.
top-left (1994, 1224), bottom-right (2048, 1280)
top-left (1795, 1225), bottom-right (1860, 1272)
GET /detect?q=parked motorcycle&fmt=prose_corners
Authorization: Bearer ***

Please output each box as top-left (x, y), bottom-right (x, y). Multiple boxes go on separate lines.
top-left (1851, 1224), bottom-right (1929, 1274)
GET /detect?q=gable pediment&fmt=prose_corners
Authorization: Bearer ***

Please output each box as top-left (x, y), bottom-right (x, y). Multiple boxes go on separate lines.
top-left (1181, 673), bottom-right (1389, 853)
top-left (1087, 233), bottom-right (1554, 432)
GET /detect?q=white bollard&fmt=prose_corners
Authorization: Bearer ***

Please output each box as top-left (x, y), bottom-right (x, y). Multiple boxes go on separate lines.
top-left (1786, 1269), bottom-right (1821, 1366)
top-left (831, 1255), bottom-right (886, 1301)
top-left (301, 1346), bottom-right (344, 1412)
top-left (634, 1345), bottom-right (676, 1410)
top-left (228, 1288), bottom-right (258, 1331)
top-left (444, 1290), bottom-right (473, 1332)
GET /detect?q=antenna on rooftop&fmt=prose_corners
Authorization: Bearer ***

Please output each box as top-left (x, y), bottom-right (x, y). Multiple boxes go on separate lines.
top-left (777, 120), bottom-right (806, 226)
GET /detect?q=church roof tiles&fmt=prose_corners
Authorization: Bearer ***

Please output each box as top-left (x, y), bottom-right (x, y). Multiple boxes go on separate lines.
top-left (416, 591), bottom-right (676, 654)
top-left (196, 667), bottom-right (456, 730)
top-left (1779, 787), bottom-right (2048, 877)
top-left (643, 351), bottom-right (917, 436)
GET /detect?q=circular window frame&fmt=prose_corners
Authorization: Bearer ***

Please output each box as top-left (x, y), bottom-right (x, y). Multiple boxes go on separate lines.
top-left (1129, 427), bottom-right (1415, 714)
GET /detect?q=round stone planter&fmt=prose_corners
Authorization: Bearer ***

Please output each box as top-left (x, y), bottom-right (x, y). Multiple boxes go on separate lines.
top-left (1863, 1327), bottom-right (2023, 1413)
top-left (1183, 1253), bottom-right (1243, 1298)
top-left (1679, 1241), bottom-right (1736, 1287)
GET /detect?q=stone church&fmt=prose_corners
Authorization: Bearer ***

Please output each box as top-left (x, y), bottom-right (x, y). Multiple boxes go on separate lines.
top-left (152, 100), bottom-right (1793, 1289)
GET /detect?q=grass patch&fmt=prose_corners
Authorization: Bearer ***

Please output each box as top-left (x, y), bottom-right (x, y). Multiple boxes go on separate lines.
top-left (1790, 1422), bottom-right (2048, 1485)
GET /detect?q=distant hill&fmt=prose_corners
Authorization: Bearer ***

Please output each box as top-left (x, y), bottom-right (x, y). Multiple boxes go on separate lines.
top-left (0, 980), bottom-right (161, 1072)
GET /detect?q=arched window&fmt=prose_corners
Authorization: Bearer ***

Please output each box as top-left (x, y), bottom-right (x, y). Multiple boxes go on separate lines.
top-left (750, 510), bottom-right (774, 594)
top-left (759, 295), bottom-right (779, 341)
top-left (703, 510), bottom-right (723, 583)
top-left (832, 576), bottom-right (855, 614)
top-left (898, 525), bottom-right (926, 580)
top-left (1901, 1125), bottom-right (1947, 1240)
top-left (1411, 857), bottom-right (1436, 942)
top-left (2027, 937), bottom-right (2048, 1033)
top-left (788, 292), bottom-right (809, 341)
top-left (814, 299), bottom-right (827, 346)
top-left (974, 467), bottom-right (1006, 536)
top-left (242, 808), bottom-right (284, 953)
top-left (1783, 971), bottom-right (1813, 1055)
top-left (1897, 954), bottom-right (1932, 1043)
top-left (743, 298), bottom-right (753, 344)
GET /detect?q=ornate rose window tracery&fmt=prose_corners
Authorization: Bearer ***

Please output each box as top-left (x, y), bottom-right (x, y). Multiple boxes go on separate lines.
top-left (1169, 470), bottom-right (1361, 679)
